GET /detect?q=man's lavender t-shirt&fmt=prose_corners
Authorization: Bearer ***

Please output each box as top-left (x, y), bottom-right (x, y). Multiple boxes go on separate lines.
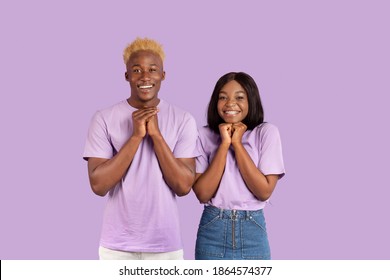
top-left (83, 99), bottom-right (198, 252)
top-left (196, 123), bottom-right (285, 211)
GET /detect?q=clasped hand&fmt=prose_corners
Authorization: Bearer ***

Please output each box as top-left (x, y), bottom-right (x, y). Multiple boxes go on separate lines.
top-left (218, 122), bottom-right (247, 145)
top-left (132, 107), bottom-right (160, 138)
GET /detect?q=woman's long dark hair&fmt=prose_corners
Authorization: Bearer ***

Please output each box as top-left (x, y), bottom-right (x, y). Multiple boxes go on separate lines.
top-left (207, 72), bottom-right (264, 133)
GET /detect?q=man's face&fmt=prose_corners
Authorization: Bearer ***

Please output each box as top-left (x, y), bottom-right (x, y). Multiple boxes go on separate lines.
top-left (125, 50), bottom-right (165, 107)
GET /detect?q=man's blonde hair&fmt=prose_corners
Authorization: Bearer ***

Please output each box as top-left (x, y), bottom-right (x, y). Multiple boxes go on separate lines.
top-left (123, 37), bottom-right (165, 64)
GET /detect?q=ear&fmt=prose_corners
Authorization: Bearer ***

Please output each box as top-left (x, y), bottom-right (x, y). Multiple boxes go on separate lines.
top-left (125, 72), bottom-right (129, 81)
top-left (162, 71), bottom-right (166, 81)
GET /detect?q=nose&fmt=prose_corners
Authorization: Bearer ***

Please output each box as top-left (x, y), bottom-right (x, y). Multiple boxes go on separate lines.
top-left (225, 99), bottom-right (236, 107)
top-left (140, 71), bottom-right (151, 81)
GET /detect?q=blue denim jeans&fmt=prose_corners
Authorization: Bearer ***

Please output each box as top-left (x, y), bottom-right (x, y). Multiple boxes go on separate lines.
top-left (195, 205), bottom-right (271, 260)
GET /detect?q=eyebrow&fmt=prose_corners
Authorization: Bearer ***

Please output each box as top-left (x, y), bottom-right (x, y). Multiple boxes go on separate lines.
top-left (219, 90), bottom-right (246, 94)
top-left (131, 63), bottom-right (159, 68)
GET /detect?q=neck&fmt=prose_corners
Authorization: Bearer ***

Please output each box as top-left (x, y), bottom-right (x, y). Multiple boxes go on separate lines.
top-left (127, 97), bottom-right (160, 109)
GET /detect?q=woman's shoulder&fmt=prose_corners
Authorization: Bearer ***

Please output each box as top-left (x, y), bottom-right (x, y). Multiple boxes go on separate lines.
top-left (251, 122), bottom-right (281, 140)
top-left (253, 122), bottom-right (279, 133)
top-left (198, 125), bottom-right (220, 141)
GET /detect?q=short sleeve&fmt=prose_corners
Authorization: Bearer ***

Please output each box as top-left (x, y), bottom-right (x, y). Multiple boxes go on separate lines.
top-left (258, 124), bottom-right (285, 179)
top-left (83, 111), bottom-right (114, 160)
top-left (172, 113), bottom-right (199, 158)
top-left (195, 130), bottom-right (209, 174)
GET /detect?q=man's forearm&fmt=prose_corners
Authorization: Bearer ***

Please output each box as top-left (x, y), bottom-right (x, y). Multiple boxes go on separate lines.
top-left (151, 135), bottom-right (195, 196)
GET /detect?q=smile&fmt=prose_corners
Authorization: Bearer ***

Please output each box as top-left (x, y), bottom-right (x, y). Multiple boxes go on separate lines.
top-left (223, 110), bottom-right (240, 115)
top-left (138, 84), bottom-right (154, 89)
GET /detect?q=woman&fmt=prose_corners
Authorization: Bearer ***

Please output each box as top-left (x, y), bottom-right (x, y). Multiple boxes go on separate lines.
top-left (193, 72), bottom-right (285, 260)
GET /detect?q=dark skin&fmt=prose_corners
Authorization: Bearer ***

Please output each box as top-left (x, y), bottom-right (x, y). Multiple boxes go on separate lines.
top-left (87, 50), bottom-right (195, 197)
top-left (193, 80), bottom-right (279, 203)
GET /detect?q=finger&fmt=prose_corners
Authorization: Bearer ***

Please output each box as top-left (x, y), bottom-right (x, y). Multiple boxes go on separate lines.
top-left (133, 109), bottom-right (158, 120)
top-left (146, 114), bottom-right (158, 123)
top-left (232, 123), bottom-right (246, 130)
top-left (142, 106), bottom-right (158, 113)
top-left (133, 107), bottom-right (157, 116)
top-left (220, 123), bottom-right (232, 129)
top-left (139, 113), bottom-right (158, 123)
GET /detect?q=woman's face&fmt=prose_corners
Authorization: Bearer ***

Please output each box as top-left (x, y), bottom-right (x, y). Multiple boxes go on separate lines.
top-left (217, 80), bottom-right (249, 124)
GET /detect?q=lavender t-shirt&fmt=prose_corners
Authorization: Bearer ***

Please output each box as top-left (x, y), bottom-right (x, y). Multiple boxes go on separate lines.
top-left (83, 99), bottom-right (198, 252)
top-left (196, 123), bottom-right (285, 210)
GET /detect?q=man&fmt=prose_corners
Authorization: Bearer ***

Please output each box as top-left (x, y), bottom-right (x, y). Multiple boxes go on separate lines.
top-left (83, 37), bottom-right (198, 260)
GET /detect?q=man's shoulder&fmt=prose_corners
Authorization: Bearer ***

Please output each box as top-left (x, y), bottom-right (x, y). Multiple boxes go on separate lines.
top-left (94, 100), bottom-right (128, 118)
top-left (160, 99), bottom-right (194, 119)
top-left (99, 100), bottom-right (127, 113)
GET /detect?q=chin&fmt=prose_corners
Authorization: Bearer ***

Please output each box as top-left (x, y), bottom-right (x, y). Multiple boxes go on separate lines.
top-left (138, 93), bottom-right (156, 100)
top-left (223, 118), bottom-right (242, 124)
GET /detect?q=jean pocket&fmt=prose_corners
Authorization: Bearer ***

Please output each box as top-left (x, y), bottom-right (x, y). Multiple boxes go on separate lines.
top-left (195, 210), bottom-right (227, 258)
top-left (241, 215), bottom-right (271, 259)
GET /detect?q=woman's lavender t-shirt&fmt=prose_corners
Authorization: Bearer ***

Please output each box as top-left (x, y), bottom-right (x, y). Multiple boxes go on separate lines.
top-left (83, 99), bottom-right (199, 252)
top-left (196, 123), bottom-right (285, 210)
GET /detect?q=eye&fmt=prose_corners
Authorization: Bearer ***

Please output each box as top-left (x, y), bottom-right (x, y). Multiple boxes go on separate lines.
top-left (149, 68), bottom-right (157, 72)
top-left (218, 96), bottom-right (227, 100)
top-left (132, 69), bottom-right (142, 73)
top-left (236, 96), bottom-right (245, 100)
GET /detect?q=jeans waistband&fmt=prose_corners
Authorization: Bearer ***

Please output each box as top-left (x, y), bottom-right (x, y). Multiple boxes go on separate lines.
top-left (204, 205), bottom-right (264, 220)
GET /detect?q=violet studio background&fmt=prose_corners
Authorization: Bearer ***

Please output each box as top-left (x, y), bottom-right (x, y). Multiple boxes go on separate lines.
top-left (1, 0), bottom-right (389, 260)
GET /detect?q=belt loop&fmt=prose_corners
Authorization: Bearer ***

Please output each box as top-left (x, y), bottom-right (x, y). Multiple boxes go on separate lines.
top-left (246, 210), bottom-right (250, 220)
top-left (219, 208), bottom-right (224, 219)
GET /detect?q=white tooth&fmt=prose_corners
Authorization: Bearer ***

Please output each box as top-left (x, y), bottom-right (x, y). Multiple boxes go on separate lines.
top-left (225, 111), bottom-right (239, 115)
top-left (139, 85), bottom-right (153, 89)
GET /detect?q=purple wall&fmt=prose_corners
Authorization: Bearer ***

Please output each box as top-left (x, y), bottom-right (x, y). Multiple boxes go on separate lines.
top-left (1, 0), bottom-right (389, 260)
